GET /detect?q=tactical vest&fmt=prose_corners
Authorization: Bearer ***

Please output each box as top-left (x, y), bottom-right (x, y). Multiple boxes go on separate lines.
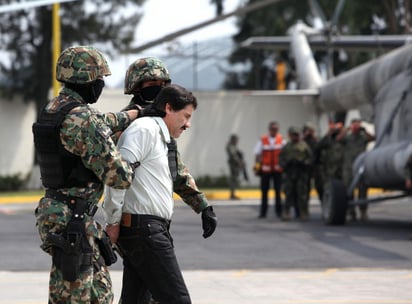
top-left (32, 102), bottom-right (100, 189)
top-left (260, 134), bottom-right (284, 173)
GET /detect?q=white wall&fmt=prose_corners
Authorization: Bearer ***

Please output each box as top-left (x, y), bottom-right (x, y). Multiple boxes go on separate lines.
top-left (0, 89), bottom-right (319, 188)
top-left (96, 89), bottom-right (319, 186)
top-left (0, 96), bottom-right (36, 178)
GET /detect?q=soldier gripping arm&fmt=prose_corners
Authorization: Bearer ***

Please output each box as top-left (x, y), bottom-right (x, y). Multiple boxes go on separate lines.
top-left (173, 150), bottom-right (209, 213)
top-left (61, 108), bottom-right (136, 190)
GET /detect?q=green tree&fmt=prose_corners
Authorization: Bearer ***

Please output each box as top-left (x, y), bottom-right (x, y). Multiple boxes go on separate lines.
top-left (0, 0), bottom-right (146, 112)
top-left (216, 0), bottom-right (411, 90)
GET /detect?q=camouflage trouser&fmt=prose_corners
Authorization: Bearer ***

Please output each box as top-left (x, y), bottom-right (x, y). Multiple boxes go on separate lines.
top-left (283, 175), bottom-right (309, 217)
top-left (343, 167), bottom-right (368, 213)
top-left (35, 197), bottom-right (113, 304)
top-left (228, 164), bottom-right (241, 195)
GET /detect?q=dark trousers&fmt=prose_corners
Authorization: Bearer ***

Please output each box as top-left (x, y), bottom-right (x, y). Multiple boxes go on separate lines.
top-left (259, 172), bottom-right (283, 217)
top-left (117, 215), bottom-right (191, 304)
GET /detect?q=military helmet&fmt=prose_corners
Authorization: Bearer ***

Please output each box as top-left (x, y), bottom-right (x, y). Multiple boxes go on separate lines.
top-left (303, 121), bottom-right (315, 131)
top-left (288, 126), bottom-right (300, 135)
top-left (56, 46), bottom-right (111, 84)
top-left (124, 57), bottom-right (171, 94)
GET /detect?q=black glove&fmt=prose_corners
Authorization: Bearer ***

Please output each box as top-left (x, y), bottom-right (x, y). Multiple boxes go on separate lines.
top-left (121, 103), bottom-right (166, 118)
top-left (138, 104), bottom-right (166, 118)
top-left (121, 103), bottom-right (140, 112)
top-left (201, 206), bottom-right (217, 239)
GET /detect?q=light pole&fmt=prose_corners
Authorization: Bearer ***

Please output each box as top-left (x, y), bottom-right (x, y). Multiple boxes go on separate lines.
top-left (52, 2), bottom-right (61, 97)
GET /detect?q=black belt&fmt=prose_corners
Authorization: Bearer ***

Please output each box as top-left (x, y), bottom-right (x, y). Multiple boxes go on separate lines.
top-left (45, 189), bottom-right (98, 216)
top-left (121, 213), bottom-right (171, 228)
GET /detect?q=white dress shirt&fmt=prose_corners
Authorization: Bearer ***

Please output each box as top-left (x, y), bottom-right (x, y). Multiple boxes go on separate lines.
top-left (103, 117), bottom-right (174, 224)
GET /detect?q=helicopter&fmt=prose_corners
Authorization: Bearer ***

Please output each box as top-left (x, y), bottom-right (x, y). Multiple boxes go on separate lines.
top-left (241, 0), bottom-right (412, 225)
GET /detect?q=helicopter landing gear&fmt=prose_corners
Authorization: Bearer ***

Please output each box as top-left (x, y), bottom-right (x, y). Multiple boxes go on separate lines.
top-left (322, 179), bottom-right (348, 225)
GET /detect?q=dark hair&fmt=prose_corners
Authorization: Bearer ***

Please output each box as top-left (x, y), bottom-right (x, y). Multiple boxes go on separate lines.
top-left (153, 84), bottom-right (197, 112)
top-left (230, 134), bottom-right (238, 141)
top-left (268, 121), bottom-right (279, 129)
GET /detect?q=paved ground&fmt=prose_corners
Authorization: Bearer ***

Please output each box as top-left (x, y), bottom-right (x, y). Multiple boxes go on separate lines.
top-left (2, 269), bottom-right (412, 304)
top-left (1, 192), bottom-right (412, 303)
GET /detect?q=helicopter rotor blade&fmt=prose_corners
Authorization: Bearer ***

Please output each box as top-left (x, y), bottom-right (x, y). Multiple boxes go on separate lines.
top-left (330, 0), bottom-right (346, 29)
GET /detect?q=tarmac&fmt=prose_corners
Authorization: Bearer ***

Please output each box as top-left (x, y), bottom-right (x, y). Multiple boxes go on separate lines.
top-left (2, 189), bottom-right (412, 304)
top-left (2, 269), bottom-right (412, 304)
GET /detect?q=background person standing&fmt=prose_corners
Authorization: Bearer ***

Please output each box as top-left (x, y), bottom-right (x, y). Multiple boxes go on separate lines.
top-left (254, 121), bottom-right (286, 219)
top-left (302, 122), bottom-right (323, 203)
top-left (336, 118), bottom-right (375, 221)
top-left (279, 127), bottom-right (313, 221)
top-left (226, 134), bottom-right (248, 200)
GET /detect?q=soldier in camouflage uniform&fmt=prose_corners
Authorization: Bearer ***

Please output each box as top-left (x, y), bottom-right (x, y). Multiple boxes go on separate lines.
top-left (302, 122), bottom-right (323, 203)
top-left (119, 57), bottom-right (211, 211)
top-left (103, 58), bottom-right (215, 304)
top-left (33, 46), bottom-right (140, 304)
top-left (279, 127), bottom-right (313, 221)
top-left (336, 118), bottom-right (374, 221)
top-left (226, 134), bottom-right (247, 200)
top-left (316, 123), bottom-right (345, 191)
top-left (123, 57), bottom-right (171, 109)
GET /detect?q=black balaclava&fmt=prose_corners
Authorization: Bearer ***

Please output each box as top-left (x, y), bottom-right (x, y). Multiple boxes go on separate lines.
top-left (132, 85), bottom-right (163, 107)
top-left (65, 79), bottom-right (105, 104)
top-left (140, 85), bottom-right (162, 101)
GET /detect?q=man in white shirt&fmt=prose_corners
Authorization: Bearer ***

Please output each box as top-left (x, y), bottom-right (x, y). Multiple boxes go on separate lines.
top-left (103, 84), bottom-right (217, 304)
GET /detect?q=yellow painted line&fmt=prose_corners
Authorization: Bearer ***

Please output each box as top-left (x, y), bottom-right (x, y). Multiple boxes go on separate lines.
top-left (0, 188), bottom-right (386, 204)
top-left (324, 268), bottom-right (339, 274)
top-left (298, 268), bottom-right (339, 279)
top-left (232, 270), bottom-right (250, 277)
top-left (0, 196), bottom-right (41, 204)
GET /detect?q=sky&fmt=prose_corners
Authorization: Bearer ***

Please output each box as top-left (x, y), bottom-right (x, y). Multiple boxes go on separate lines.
top-left (105, 0), bottom-right (242, 88)
top-left (135, 0), bottom-right (241, 47)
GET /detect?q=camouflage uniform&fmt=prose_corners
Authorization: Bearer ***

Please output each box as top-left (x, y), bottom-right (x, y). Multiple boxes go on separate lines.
top-left (123, 57), bottom-right (209, 212)
top-left (226, 134), bottom-right (246, 199)
top-left (316, 127), bottom-right (344, 186)
top-left (302, 123), bottom-right (323, 202)
top-left (338, 121), bottom-right (374, 221)
top-left (279, 127), bottom-right (313, 220)
top-left (34, 46), bottom-right (135, 304)
top-left (124, 57), bottom-right (172, 108)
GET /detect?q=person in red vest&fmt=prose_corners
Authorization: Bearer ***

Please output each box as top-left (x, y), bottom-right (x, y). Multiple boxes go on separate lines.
top-left (254, 121), bottom-right (286, 218)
